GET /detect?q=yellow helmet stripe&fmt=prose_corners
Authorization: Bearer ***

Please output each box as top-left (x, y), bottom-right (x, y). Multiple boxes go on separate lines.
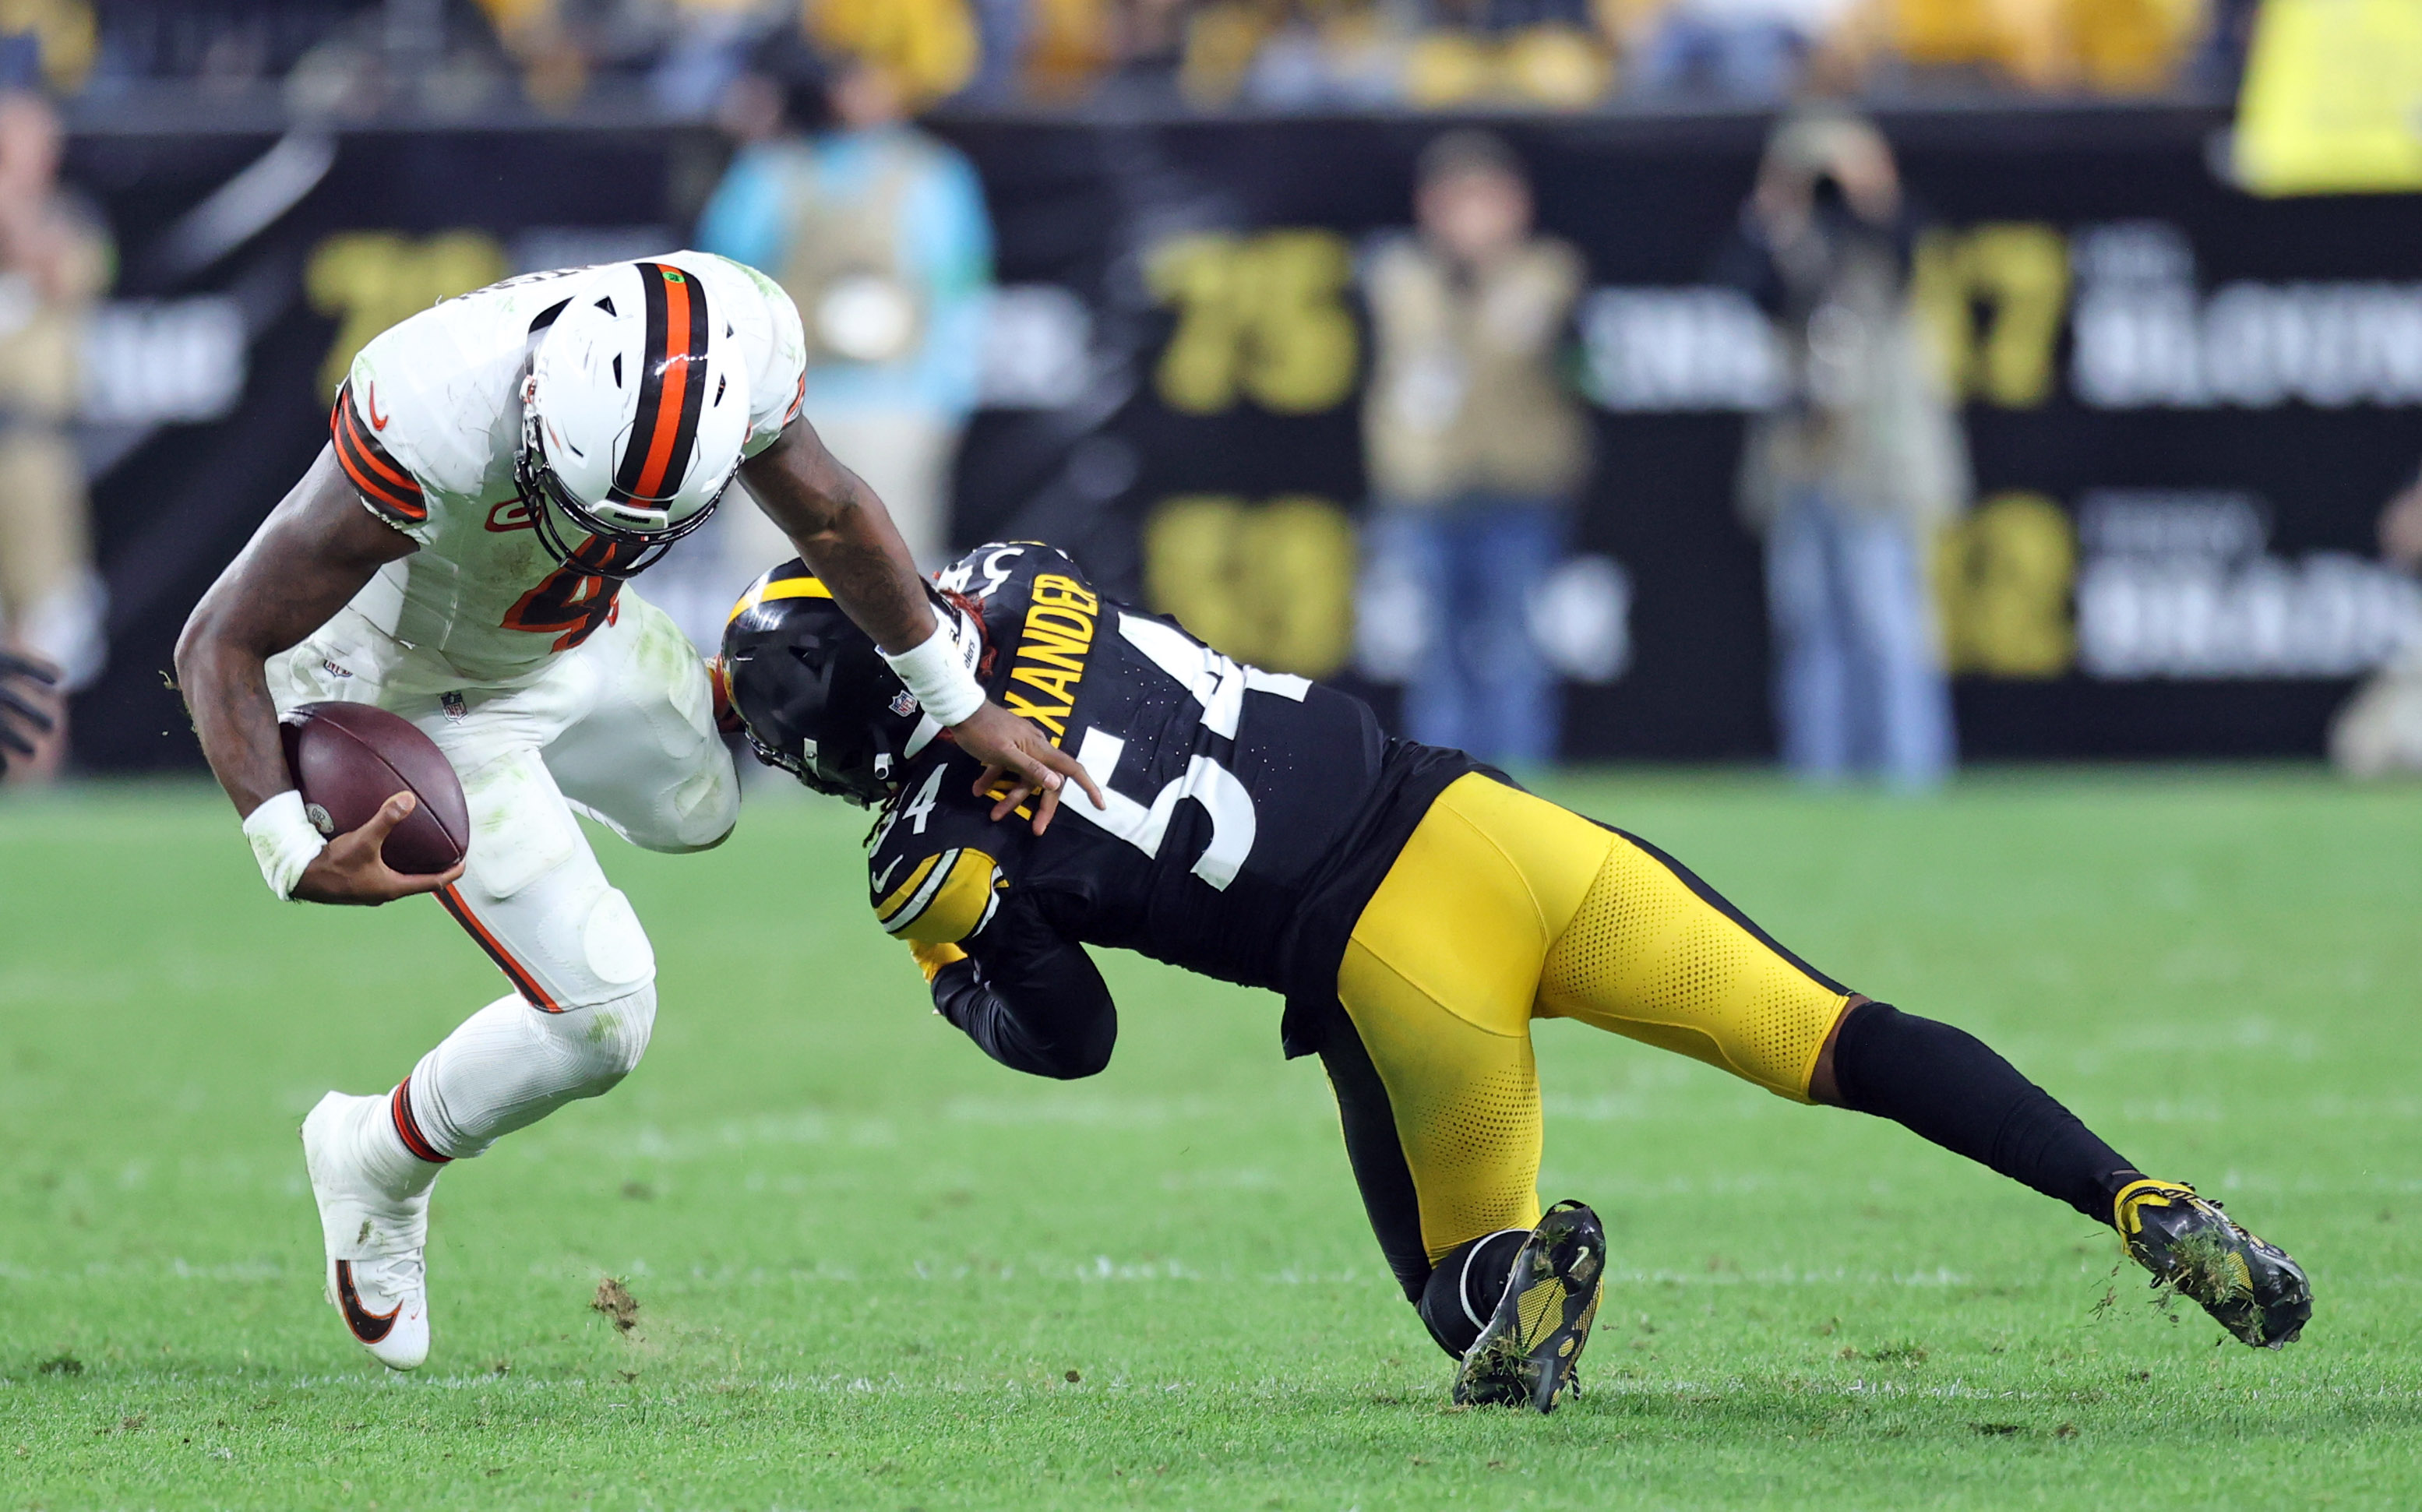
top-left (727, 574), bottom-right (834, 624)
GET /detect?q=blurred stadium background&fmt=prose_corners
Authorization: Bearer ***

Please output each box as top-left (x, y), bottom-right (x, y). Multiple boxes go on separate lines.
top-left (2, 0), bottom-right (2420, 776)
top-left (8, 7), bottom-right (2422, 1504)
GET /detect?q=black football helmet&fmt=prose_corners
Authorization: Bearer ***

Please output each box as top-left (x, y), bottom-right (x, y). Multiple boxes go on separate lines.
top-left (721, 559), bottom-right (950, 805)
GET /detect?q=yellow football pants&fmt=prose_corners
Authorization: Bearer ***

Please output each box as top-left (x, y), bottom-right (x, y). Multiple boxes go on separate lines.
top-left (1334, 773), bottom-right (1852, 1266)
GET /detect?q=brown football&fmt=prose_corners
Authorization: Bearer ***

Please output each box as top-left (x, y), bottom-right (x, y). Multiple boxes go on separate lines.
top-left (279, 701), bottom-right (470, 876)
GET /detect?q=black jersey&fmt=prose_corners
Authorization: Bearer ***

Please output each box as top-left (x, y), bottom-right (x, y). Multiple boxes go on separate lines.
top-left (865, 542), bottom-right (1473, 1063)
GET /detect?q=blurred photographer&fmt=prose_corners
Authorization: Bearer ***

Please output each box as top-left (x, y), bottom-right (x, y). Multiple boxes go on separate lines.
top-left (0, 90), bottom-right (109, 782)
top-left (1359, 130), bottom-right (1588, 769)
top-left (2328, 471), bottom-right (2422, 777)
top-left (1722, 106), bottom-right (1965, 789)
top-left (699, 25), bottom-right (991, 574)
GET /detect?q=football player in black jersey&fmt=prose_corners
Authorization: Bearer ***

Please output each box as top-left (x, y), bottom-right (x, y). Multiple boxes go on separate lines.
top-left (718, 542), bottom-right (2312, 1412)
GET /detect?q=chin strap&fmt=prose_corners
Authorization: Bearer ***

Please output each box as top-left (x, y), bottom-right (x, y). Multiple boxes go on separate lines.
top-left (703, 655), bottom-right (744, 734)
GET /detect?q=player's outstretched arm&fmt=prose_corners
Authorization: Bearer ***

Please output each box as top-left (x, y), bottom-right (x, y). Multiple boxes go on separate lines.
top-left (0, 649), bottom-right (57, 770)
top-left (175, 444), bottom-right (458, 905)
top-left (739, 421), bottom-right (1103, 834)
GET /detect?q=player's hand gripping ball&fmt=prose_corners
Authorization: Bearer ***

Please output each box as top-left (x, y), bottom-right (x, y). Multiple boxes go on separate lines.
top-left (279, 702), bottom-right (470, 875)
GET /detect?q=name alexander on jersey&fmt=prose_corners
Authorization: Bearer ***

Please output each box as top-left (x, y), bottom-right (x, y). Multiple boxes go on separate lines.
top-left (999, 573), bottom-right (1101, 745)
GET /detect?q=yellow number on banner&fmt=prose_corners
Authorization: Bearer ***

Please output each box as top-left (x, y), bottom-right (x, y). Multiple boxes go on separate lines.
top-left (307, 231), bottom-right (509, 397)
top-left (1938, 492), bottom-right (2076, 677)
top-left (1148, 231), bottom-right (1359, 415)
top-left (1144, 494), bottom-right (1356, 676)
top-left (1913, 224), bottom-right (2071, 409)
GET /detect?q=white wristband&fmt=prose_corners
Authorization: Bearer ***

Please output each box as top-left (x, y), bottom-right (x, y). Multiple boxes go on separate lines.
top-left (880, 606), bottom-right (985, 727)
top-left (242, 789), bottom-right (329, 901)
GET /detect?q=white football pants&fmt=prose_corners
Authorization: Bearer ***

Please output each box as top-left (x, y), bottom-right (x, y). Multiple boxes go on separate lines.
top-left (269, 589), bottom-right (739, 1166)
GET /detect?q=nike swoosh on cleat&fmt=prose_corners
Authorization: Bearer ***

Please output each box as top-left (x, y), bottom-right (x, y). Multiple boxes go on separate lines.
top-left (335, 1260), bottom-right (400, 1342)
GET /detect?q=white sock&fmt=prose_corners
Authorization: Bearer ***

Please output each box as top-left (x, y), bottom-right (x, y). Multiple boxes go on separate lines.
top-left (404, 987), bottom-right (657, 1161)
top-left (352, 1091), bottom-right (445, 1203)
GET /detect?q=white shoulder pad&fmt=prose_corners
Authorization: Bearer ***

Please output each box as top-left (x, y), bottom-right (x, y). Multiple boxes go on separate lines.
top-left (344, 293), bottom-right (526, 512)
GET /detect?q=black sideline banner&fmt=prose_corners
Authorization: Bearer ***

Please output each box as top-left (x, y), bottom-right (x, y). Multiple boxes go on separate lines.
top-left (65, 108), bottom-right (2422, 770)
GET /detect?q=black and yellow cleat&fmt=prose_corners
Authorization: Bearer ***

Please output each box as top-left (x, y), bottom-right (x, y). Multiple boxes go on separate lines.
top-left (2116, 1179), bottom-right (2311, 1348)
top-left (1452, 1200), bottom-right (1606, 1413)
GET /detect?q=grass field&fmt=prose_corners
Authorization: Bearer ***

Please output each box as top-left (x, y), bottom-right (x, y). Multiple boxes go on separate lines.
top-left (3, 768), bottom-right (2419, 1510)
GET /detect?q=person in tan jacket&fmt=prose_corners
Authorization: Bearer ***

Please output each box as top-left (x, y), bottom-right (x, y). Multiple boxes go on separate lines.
top-left (0, 91), bottom-right (110, 783)
top-left (700, 39), bottom-right (992, 574)
top-left (1721, 106), bottom-right (1965, 789)
top-left (2328, 468), bottom-right (2422, 777)
top-left (1360, 130), bottom-right (1588, 767)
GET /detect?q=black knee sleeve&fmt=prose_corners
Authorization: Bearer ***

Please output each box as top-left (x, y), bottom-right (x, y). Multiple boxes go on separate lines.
top-left (1415, 1228), bottom-right (1528, 1358)
top-left (1831, 1002), bottom-right (2141, 1225)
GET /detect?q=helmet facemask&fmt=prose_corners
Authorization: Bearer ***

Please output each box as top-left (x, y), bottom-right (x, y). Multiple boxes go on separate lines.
top-left (722, 569), bottom-right (967, 808)
top-left (746, 657), bottom-right (918, 806)
top-left (515, 260), bottom-right (752, 581)
top-left (516, 388), bottom-right (732, 581)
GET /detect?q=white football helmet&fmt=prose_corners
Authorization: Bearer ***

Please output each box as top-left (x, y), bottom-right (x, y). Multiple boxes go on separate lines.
top-left (516, 260), bottom-right (751, 578)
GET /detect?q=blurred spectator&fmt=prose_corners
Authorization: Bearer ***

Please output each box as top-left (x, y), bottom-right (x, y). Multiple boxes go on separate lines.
top-left (699, 34), bottom-right (992, 570)
top-left (469, 0), bottom-right (592, 111)
top-left (1631, 0), bottom-right (1855, 99)
top-left (1400, 1), bottom-right (1612, 109)
top-left (1024, 0), bottom-right (1186, 103)
top-left (72, 0), bottom-right (2223, 111)
top-left (1183, 0), bottom-right (1408, 109)
top-left (959, 0), bottom-right (1034, 103)
top-left (1721, 106), bottom-right (1965, 790)
top-left (1360, 129), bottom-right (1588, 769)
top-left (807, 0), bottom-right (980, 105)
top-left (0, 647), bottom-right (55, 776)
top-left (2328, 471), bottom-right (2422, 777)
top-left (1840, 0), bottom-right (2208, 95)
top-left (1022, 0), bottom-right (1117, 101)
top-left (647, 0), bottom-right (779, 116)
top-left (0, 91), bottom-right (107, 783)
top-left (0, 0), bottom-right (93, 97)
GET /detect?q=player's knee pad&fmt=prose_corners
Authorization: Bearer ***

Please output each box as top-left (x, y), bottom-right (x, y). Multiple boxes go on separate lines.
top-left (1415, 1228), bottom-right (1528, 1359)
top-left (552, 981), bottom-right (657, 1093)
top-left (633, 751), bottom-right (740, 855)
top-left (575, 884), bottom-right (658, 996)
top-left (661, 767), bottom-right (739, 852)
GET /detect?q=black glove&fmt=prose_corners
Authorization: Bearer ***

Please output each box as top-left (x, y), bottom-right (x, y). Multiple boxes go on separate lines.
top-left (0, 650), bottom-right (58, 768)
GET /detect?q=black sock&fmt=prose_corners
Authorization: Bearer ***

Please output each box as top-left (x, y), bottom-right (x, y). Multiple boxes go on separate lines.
top-left (1831, 1002), bottom-right (2142, 1226)
top-left (1415, 1228), bottom-right (1528, 1358)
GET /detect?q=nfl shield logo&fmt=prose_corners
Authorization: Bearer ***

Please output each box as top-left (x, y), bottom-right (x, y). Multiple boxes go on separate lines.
top-left (888, 690), bottom-right (920, 718)
top-left (441, 691), bottom-right (468, 722)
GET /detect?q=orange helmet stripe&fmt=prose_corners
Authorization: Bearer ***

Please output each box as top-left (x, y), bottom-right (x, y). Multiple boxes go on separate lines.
top-left (612, 263), bottom-right (711, 508)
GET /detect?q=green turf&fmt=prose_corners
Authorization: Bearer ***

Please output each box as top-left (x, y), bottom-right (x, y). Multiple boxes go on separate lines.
top-left (3, 768), bottom-right (2419, 1510)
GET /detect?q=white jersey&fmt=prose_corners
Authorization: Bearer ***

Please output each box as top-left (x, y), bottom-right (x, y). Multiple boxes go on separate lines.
top-left (323, 251), bottom-right (806, 687)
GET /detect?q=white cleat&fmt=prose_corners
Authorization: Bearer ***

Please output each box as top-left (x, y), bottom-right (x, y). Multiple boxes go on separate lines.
top-left (301, 1092), bottom-right (432, 1371)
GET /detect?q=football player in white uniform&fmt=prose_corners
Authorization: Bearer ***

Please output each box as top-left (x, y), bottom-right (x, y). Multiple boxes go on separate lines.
top-left (176, 253), bottom-right (1098, 1370)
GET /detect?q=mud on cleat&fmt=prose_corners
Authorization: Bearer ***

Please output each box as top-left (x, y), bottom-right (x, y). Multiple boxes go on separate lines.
top-left (2115, 1179), bottom-right (2311, 1349)
top-left (1452, 1200), bottom-right (1606, 1412)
